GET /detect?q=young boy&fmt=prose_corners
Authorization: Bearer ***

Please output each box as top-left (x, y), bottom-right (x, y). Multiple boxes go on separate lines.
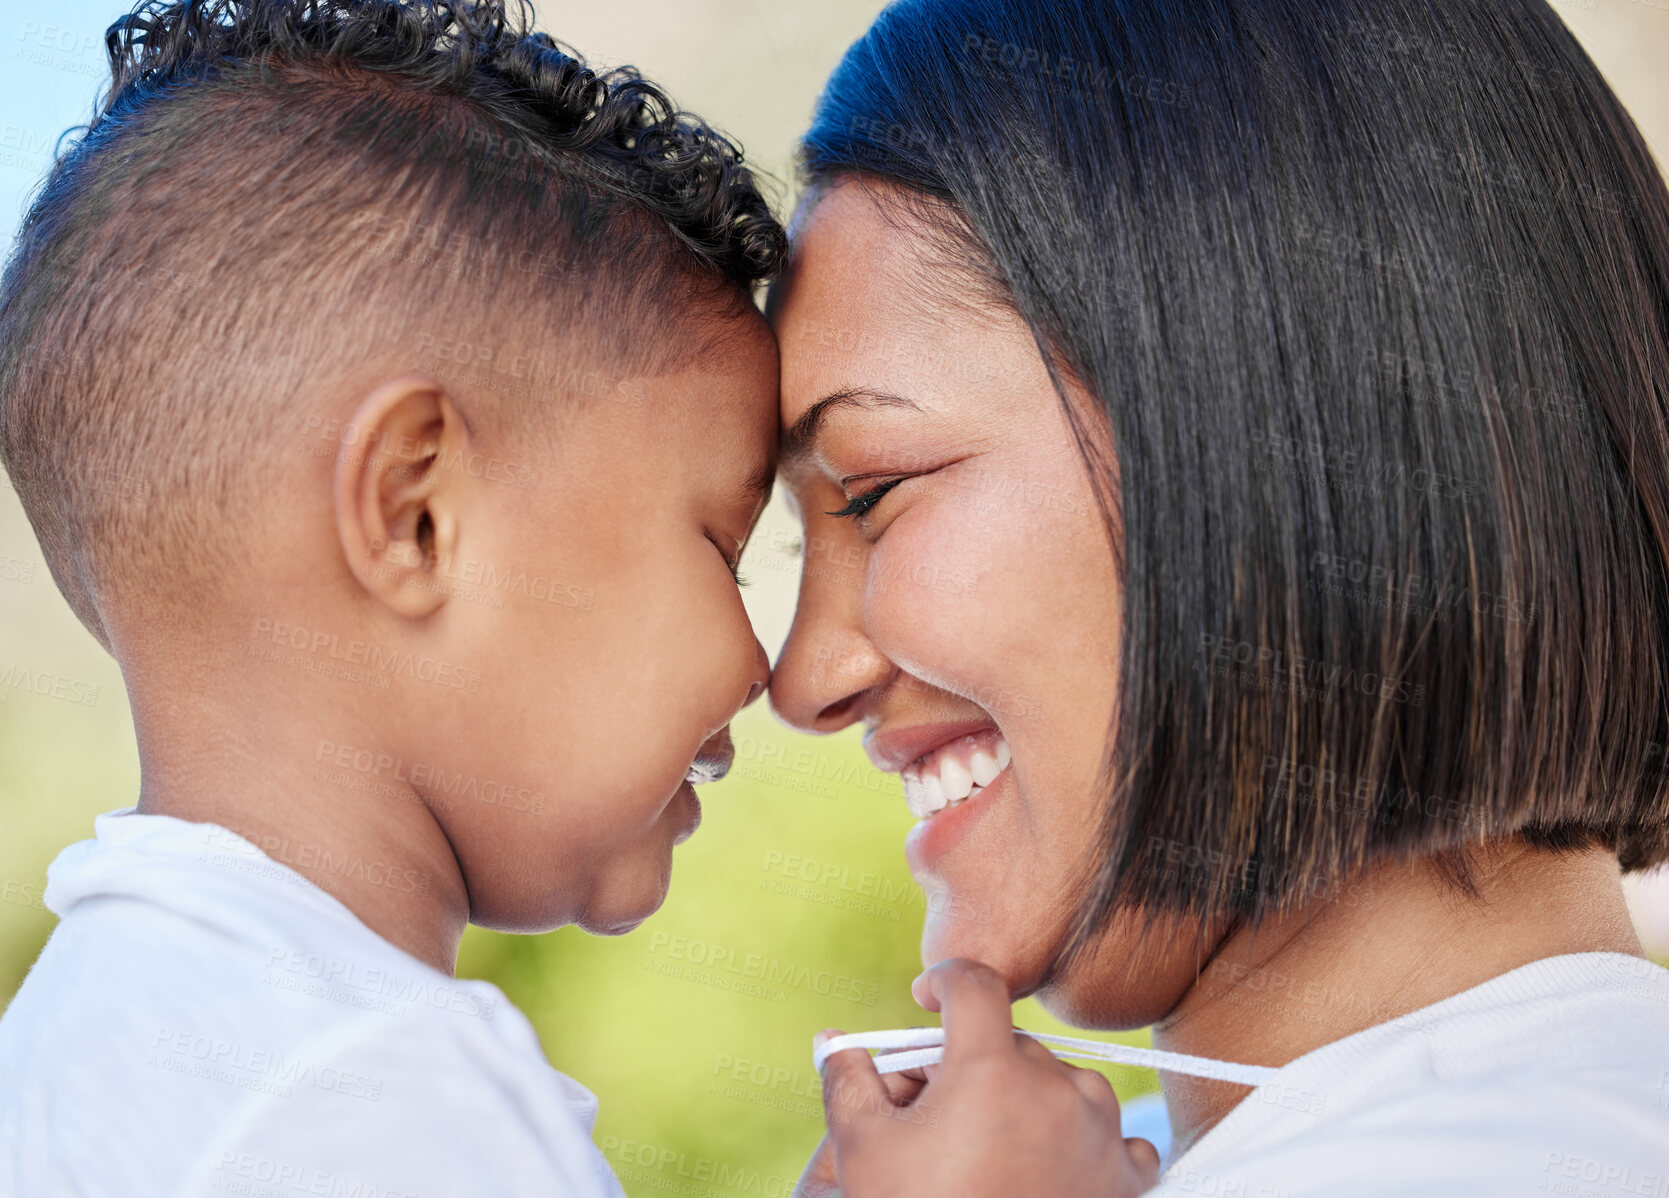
top-left (0, 2), bottom-right (782, 1193)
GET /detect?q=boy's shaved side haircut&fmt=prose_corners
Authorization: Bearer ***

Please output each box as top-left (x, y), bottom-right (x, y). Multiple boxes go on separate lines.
top-left (0, 0), bottom-right (785, 645)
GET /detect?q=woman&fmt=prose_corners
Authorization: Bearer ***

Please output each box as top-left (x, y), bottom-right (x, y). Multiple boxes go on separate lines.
top-left (769, 0), bottom-right (1669, 1193)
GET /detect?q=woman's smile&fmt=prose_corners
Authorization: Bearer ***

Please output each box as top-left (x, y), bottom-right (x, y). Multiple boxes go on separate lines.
top-left (865, 721), bottom-right (1013, 864)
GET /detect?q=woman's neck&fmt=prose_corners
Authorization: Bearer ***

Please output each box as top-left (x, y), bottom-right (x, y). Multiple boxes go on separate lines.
top-left (1150, 839), bottom-right (1646, 1157)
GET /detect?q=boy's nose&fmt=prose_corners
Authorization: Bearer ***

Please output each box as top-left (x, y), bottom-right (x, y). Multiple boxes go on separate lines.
top-left (742, 637), bottom-right (770, 709)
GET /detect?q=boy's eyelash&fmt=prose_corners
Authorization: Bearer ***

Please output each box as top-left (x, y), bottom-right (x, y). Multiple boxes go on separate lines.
top-left (827, 477), bottom-right (906, 520)
top-left (708, 532), bottom-right (749, 586)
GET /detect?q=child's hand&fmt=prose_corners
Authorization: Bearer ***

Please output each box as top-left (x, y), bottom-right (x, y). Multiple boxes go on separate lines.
top-left (797, 959), bottom-right (1161, 1198)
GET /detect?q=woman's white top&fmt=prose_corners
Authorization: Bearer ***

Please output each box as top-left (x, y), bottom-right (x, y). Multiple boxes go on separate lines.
top-left (1153, 951), bottom-right (1669, 1197)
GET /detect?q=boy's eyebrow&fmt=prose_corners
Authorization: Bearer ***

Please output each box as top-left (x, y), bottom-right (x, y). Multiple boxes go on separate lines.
top-left (780, 388), bottom-right (922, 466)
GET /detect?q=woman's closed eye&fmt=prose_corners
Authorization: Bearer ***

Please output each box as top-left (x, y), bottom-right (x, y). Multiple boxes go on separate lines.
top-left (826, 475), bottom-right (907, 521)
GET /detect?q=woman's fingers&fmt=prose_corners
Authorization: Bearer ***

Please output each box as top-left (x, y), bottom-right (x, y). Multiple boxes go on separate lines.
top-left (911, 959), bottom-right (1016, 1065)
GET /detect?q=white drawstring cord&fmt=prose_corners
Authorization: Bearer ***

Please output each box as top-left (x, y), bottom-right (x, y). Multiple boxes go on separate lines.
top-left (813, 1026), bottom-right (1278, 1087)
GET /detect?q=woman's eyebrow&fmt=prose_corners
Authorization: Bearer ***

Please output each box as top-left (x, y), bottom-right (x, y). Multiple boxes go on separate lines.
top-left (779, 387), bottom-right (921, 465)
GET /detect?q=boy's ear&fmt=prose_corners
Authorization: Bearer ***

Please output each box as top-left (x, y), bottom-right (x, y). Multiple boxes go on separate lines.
top-left (332, 376), bottom-right (466, 619)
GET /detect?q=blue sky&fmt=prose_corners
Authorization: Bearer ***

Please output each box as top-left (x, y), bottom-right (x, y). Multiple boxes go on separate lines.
top-left (1, 1), bottom-right (125, 245)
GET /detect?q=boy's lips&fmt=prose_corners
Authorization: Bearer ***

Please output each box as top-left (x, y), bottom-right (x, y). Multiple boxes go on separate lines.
top-left (673, 782), bottom-right (701, 844)
top-left (685, 728), bottom-right (735, 785)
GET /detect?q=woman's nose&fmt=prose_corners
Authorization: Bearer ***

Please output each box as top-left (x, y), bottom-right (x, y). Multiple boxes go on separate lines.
top-left (769, 547), bottom-right (893, 734)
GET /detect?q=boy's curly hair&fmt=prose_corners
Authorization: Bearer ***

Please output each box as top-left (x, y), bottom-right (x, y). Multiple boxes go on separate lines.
top-left (99, 0), bottom-right (784, 282)
top-left (0, 0), bottom-right (786, 643)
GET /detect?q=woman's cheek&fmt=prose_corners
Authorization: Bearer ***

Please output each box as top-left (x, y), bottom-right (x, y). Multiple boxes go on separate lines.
top-left (861, 505), bottom-right (1007, 699)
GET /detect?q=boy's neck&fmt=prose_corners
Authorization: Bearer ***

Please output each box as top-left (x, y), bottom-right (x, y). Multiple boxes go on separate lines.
top-left (134, 705), bottom-right (473, 976)
top-left (1150, 840), bottom-right (1646, 1157)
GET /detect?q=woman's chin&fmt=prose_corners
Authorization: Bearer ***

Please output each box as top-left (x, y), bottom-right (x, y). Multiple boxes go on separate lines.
top-left (919, 916), bottom-right (1054, 1000)
top-left (1030, 973), bottom-right (1173, 1031)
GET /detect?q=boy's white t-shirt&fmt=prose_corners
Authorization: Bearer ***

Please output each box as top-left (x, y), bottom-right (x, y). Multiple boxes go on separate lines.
top-left (1152, 950), bottom-right (1669, 1197)
top-left (0, 808), bottom-right (627, 1198)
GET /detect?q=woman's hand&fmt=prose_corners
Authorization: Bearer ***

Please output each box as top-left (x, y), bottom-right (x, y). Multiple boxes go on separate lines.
top-left (795, 959), bottom-right (1162, 1198)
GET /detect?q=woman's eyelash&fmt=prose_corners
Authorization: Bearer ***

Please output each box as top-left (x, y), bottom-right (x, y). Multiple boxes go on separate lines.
top-left (826, 477), bottom-right (906, 520)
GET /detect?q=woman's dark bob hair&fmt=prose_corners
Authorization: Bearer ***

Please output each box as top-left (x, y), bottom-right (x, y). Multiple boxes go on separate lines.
top-left (798, 0), bottom-right (1669, 957)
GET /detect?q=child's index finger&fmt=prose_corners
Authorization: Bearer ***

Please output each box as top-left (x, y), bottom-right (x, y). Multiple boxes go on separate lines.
top-left (912, 959), bottom-right (1016, 1064)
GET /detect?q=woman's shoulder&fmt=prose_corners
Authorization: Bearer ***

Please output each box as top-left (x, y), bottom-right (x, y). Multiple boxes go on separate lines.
top-left (1155, 953), bottom-right (1669, 1197)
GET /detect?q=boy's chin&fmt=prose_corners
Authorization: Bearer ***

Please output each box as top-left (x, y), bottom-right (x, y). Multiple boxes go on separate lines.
top-left (577, 869), bottom-right (674, 936)
top-left (470, 879), bottom-right (669, 937)
top-left (473, 894), bottom-right (664, 938)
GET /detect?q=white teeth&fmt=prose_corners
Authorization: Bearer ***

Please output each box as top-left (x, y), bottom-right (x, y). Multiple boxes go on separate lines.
top-left (939, 756), bottom-right (973, 802)
top-left (902, 734), bottom-right (1013, 820)
top-left (903, 772), bottom-right (934, 820)
top-left (923, 772), bottom-right (947, 813)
